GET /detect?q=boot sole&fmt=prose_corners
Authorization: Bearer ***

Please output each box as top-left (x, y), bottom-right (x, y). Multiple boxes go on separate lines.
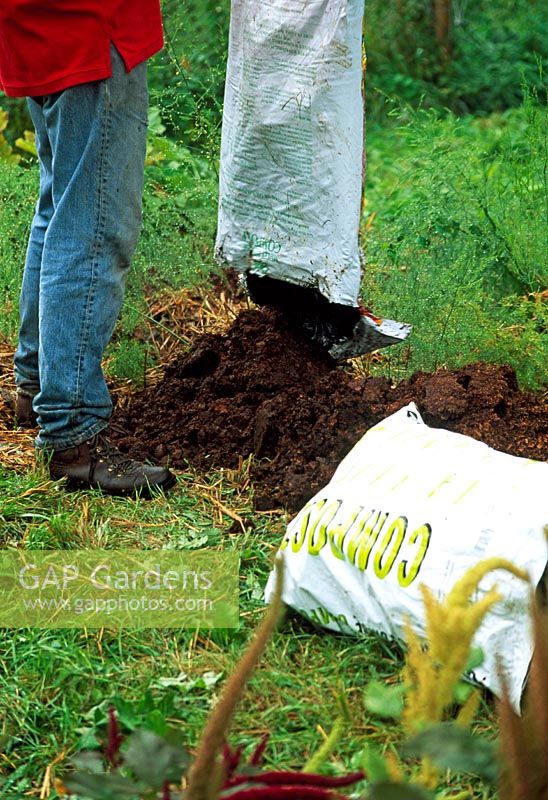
top-left (63, 471), bottom-right (177, 499)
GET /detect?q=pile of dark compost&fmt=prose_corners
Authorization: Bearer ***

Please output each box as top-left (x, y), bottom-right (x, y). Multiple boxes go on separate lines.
top-left (113, 309), bottom-right (548, 512)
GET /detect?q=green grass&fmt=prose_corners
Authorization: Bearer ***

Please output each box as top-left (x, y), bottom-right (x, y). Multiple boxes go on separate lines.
top-left (0, 160), bottom-right (37, 342)
top-left (2, 463), bottom-right (447, 797)
top-left (0, 460), bottom-right (501, 799)
top-left (0, 464), bottom-right (274, 791)
top-left (1, 624), bottom-right (413, 796)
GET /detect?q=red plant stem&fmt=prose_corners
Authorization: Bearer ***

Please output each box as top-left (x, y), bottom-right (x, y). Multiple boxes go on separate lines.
top-left (162, 781), bottom-right (172, 800)
top-left (223, 743), bottom-right (244, 778)
top-left (249, 734), bottom-right (270, 766)
top-left (221, 786), bottom-right (346, 800)
top-left (105, 706), bottom-right (123, 767)
top-left (186, 564), bottom-right (284, 800)
top-left (225, 771), bottom-right (365, 789)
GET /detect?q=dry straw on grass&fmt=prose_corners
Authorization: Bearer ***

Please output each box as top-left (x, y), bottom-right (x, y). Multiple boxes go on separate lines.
top-left (0, 282), bottom-right (248, 473)
top-left (0, 338), bottom-right (35, 470)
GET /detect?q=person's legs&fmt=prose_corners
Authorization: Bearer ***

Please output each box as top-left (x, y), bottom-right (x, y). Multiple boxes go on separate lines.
top-left (32, 45), bottom-right (148, 449)
top-left (14, 97), bottom-right (54, 401)
top-left (12, 47), bottom-right (174, 495)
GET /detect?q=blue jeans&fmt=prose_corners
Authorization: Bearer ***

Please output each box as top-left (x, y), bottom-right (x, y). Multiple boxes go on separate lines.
top-left (15, 45), bottom-right (148, 449)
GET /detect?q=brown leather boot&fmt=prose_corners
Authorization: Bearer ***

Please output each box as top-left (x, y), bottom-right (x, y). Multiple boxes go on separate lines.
top-left (47, 431), bottom-right (176, 497)
top-left (0, 388), bottom-right (38, 427)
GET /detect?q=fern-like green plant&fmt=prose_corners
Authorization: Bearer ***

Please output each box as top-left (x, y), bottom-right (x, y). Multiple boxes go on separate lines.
top-left (0, 108), bottom-right (20, 165)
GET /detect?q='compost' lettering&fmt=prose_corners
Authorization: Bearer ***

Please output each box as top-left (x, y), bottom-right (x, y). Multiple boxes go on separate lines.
top-left (281, 498), bottom-right (432, 587)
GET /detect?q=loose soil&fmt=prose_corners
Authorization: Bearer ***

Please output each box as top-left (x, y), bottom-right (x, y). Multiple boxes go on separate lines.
top-left (113, 309), bottom-right (548, 512)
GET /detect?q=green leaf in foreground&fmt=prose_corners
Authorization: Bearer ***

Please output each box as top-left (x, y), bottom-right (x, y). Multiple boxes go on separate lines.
top-left (357, 742), bottom-right (391, 783)
top-left (464, 646), bottom-right (485, 673)
top-left (368, 781), bottom-right (432, 800)
top-left (364, 680), bottom-right (406, 719)
top-left (123, 729), bottom-right (190, 788)
top-left (70, 751), bottom-right (105, 774)
top-left (63, 772), bottom-right (143, 800)
top-left (401, 722), bottom-right (499, 783)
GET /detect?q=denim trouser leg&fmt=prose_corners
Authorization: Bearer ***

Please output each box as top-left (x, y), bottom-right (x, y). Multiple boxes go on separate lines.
top-left (14, 46), bottom-right (148, 450)
top-left (15, 124), bottom-right (54, 398)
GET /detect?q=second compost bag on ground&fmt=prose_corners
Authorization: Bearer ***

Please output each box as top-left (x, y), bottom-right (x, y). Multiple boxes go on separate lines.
top-left (265, 404), bottom-right (548, 710)
top-left (216, 0), bottom-right (365, 306)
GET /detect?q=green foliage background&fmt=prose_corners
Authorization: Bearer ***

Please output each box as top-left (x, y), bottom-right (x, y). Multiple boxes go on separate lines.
top-left (364, 0), bottom-right (547, 117)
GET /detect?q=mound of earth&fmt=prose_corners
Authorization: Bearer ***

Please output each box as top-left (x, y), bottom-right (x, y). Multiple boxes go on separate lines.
top-left (113, 309), bottom-right (548, 512)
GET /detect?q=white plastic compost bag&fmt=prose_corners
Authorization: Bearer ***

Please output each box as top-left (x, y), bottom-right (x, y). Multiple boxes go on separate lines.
top-left (265, 403), bottom-right (548, 709)
top-left (216, 0), bottom-right (365, 306)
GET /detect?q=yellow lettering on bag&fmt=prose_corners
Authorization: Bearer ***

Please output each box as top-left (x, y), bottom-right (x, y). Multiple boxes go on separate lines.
top-left (373, 516), bottom-right (407, 579)
top-left (345, 509), bottom-right (377, 564)
top-left (290, 499), bottom-right (327, 553)
top-left (397, 523), bottom-right (432, 587)
top-left (308, 500), bottom-right (342, 555)
top-left (344, 509), bottom-right (387, 570)
top-left (355, 511), bottom-right (389, 570)
top-left (328, 507), bottom-right (363, 560)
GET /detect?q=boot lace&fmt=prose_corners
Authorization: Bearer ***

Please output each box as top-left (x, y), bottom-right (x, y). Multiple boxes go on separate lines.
top-left (90, 433), bottom-right (139, 476)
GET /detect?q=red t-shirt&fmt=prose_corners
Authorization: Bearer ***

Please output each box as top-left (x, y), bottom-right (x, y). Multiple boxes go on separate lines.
top-left (0, 0), bottom-right (164, 98)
